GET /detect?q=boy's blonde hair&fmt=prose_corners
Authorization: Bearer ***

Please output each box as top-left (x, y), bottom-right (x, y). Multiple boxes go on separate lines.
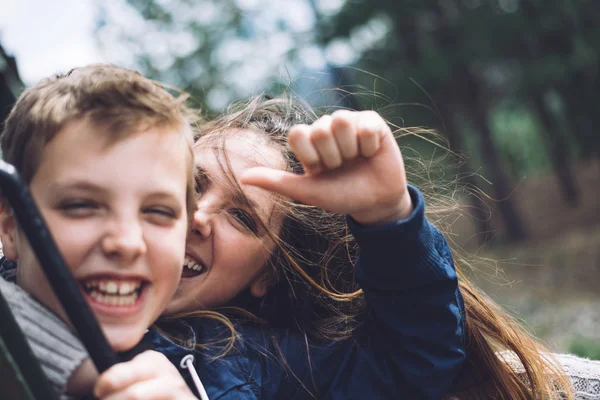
top-left (1, 63), bottom-right (198, 216)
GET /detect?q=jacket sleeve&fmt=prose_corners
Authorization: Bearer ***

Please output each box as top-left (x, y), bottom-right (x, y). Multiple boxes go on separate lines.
top-left (332, 184), bottom-right (466, 399)
top-left (0, 276), bottom-right (89, 399)
top-left (265, 185), bottom-right (466, 399)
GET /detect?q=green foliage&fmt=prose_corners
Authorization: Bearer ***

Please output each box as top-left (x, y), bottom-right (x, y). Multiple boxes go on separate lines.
top-left (569, 336), bottom-right (600, 361)
top-left (489, 104), bottom-right (550, 179)
top-left (97, 0), bottom-right (600, 185)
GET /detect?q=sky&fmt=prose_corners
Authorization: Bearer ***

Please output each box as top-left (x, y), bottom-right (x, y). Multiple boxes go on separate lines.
top-left (0, 0), bottom-right (358, 107)
top-left (0, 0), bottom-right (105, 85)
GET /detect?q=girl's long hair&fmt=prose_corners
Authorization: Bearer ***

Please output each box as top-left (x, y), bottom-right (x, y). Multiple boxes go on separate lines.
top-left (164, 94), bottom-right (573, 399)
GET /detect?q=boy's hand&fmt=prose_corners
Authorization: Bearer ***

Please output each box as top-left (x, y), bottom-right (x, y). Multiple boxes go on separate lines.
top-left (94, 350), bottom-right (196, 400)
top-left (241, 110), bottom-right (413, 225)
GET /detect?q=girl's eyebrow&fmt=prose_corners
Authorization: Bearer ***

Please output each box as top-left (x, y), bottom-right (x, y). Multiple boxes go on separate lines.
top-left (195, 166), bottom-right (211, 186)
top-left (195, 164), bottom-right (258, 209)
top-left (195, 165), bottom-right (209, 179)
top-left (232, 191), bottom-right (258, 210)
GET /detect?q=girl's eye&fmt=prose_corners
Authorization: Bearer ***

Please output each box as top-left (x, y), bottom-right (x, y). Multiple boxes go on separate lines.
top-left (194, 174), bottom-right (207, 196)
top-left (229, 208), bottom-right (258, 233)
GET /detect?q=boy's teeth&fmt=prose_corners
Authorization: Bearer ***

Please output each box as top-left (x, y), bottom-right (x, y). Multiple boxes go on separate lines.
top-left (119, 282), bottom-right (134, 295)
top-left (106, 281), bottom-right (118, 294)
top-left (88, 289), bottom-right (139, 307)
top-left (83, 279), bottom-right (143, 306)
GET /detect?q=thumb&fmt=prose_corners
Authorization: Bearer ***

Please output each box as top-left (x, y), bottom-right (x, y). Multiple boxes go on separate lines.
top-left (241, 167), bottom-right (315, 203)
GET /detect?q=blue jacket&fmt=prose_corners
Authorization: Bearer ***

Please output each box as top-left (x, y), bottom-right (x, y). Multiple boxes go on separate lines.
top-left (144, 186), bottom-right (466, 399)
top-left (0, 186), bottom-right (465, 399)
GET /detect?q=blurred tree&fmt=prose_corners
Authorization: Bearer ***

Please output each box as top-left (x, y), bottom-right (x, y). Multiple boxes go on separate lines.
top-left (0, 43), bottom-right (24, 129)
top-left (97, 0), bottom-right (599, 242)
top-left (96, 0), bottom-right (337, 114)
top-left (315, 0), bottom-right (598, 239)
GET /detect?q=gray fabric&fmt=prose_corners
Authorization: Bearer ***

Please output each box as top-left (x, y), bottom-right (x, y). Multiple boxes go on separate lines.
top-left (557, 353), bottom-right (600, 399)
top-left (0, 276), bottom-right (88, 399)
top-left (501, 351), bottom-right (600, 399)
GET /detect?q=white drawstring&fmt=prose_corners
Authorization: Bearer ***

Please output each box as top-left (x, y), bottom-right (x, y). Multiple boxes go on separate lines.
top-left (180, 354), bottom-right (210, 400)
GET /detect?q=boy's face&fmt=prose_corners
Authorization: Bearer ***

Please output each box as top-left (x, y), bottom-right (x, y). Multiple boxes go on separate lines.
top-left (0, 118), bottom-right (189, 351)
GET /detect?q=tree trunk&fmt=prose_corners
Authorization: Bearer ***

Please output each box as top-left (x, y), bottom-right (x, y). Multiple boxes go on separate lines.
top-left (436, 94), bottom-right (494, 246)
top-left (530, 91), bottom-right (580, 206)
top-left (428, 3), bottom-right (526, 241)
top-left (460, 68), bottom-right (527, 241)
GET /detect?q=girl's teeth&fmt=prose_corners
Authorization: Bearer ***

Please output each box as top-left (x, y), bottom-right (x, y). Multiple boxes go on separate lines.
top-left (184, 257), bottom-right (204, 273)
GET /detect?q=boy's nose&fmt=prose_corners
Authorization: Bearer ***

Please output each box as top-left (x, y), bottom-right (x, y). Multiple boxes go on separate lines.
top-left (102, 222), bottom-right (147, 262)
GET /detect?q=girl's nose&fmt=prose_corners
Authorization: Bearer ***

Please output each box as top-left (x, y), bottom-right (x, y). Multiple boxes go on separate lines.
top-left (190, 205), bottom-right (213, 238)
top-left (102, 221), bottom-right (147, 263)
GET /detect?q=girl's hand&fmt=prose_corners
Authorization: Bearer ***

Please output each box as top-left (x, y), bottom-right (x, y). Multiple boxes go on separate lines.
top-left (241, 110), bottom-right (413, 225)
top-left (94, 350), bottom-right (196, 400)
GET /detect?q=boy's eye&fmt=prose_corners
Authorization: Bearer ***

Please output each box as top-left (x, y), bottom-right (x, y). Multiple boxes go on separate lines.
top-left (229, 208), bottom-right (258, 233)
top-left (144, 207), bottom-right (177, 224)
top-left (58, 200), bottom-right (99, 217)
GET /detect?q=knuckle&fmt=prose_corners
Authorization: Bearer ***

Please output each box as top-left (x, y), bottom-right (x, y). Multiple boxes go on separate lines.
top-left (359, 128), bottom-right (377, 139)
top-left (331, 109), bottom-right (353, 124)
top-left (331, 109), bottom-right (351, 117)
top-left (331, 115), bottom-right (353, 134)
top-left (317, 114), bottom-right (333, 124)
top-left (360, 110), bottom-right (380, 119)
top-left (309, 126), bottom-right (331, 143)
top-left (289, 129), bottom-right (308, 147)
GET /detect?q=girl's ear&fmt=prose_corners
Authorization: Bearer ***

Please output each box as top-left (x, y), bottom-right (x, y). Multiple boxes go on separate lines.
top-left (249, 269), bottom-right (271, 298)
top-left (0, 204), bottom-right (19, 260)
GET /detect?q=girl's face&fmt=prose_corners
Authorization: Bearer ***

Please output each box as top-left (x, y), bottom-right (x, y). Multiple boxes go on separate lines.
top-left (164, 130), bottom-right (286, 315)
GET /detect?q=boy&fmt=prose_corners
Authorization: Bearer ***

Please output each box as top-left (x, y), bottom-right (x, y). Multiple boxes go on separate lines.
top-left (0, 64), bottom-right (196, 398)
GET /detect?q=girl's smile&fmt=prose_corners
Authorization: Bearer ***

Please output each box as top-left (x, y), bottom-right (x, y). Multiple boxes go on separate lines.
top-left (164, 131), bottom-right (285, 315)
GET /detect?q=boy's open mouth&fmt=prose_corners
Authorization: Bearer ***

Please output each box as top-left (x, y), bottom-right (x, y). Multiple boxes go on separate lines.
top-left (181, 256), bottom-right (206, 278)
top-left (81, 279), bottom-right (146, 307)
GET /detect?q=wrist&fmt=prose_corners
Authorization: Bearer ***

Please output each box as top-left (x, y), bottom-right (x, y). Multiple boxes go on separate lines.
top-left (351, 189), bottom-right (414, 225)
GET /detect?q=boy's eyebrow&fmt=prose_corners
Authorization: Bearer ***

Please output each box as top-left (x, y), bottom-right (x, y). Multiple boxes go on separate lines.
top-left (47, 181), bottom-right (182, 202)
top-left (47, 181), bottom-right (105, 194)
top-left (44, 181), bottom-right (105, 204)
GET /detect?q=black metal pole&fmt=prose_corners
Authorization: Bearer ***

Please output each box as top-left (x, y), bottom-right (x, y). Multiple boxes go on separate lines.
top-left (0, 160), bottom-right (118, 373)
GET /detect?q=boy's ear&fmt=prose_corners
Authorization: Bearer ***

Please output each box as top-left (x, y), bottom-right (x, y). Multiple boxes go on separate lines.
top-left (249, 269), bottom-right (271, 298)
top-left (0, 203), bottom-right (19, 260)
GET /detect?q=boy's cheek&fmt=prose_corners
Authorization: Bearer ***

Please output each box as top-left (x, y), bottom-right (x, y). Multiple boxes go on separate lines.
top-left (148, 221), bottom-right (187, 259)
